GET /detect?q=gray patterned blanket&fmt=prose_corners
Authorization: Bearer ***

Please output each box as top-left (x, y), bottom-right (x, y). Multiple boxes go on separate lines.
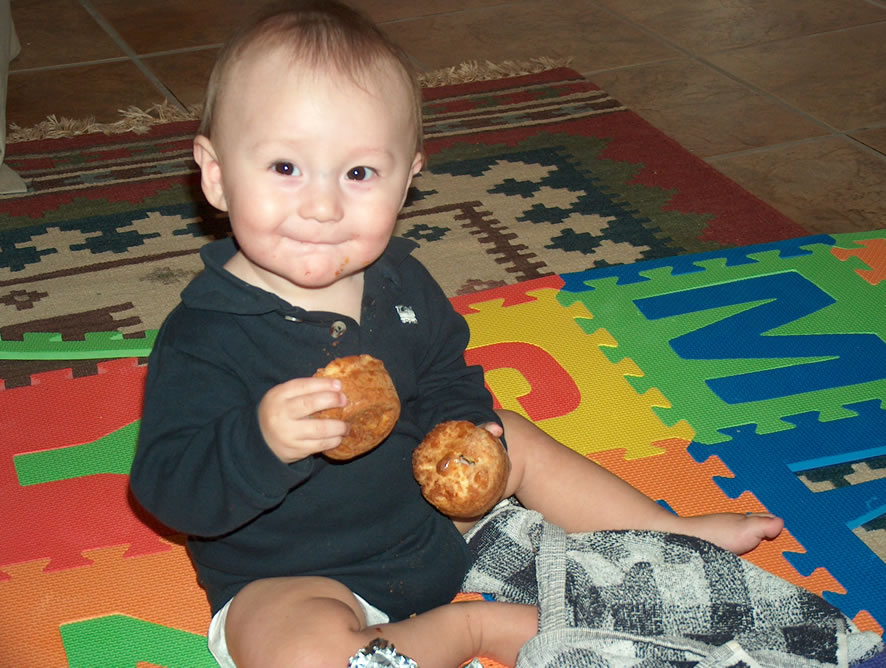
top-left (463, 500), bottom-right (884, 667)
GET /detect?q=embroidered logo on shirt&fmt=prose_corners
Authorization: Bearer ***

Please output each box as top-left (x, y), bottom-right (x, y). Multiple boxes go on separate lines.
top-left (395, 305), bottom-right (418, 325)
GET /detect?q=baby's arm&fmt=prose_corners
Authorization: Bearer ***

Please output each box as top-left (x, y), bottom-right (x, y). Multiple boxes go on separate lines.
top-left (406, 261), bottom-right (501, 432)
top-left (130, 340), bottom-right (342, 537)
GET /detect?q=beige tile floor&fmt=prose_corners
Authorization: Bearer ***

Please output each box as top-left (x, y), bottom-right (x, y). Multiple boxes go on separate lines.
top-left (8, 0), bottom-right (886, 235)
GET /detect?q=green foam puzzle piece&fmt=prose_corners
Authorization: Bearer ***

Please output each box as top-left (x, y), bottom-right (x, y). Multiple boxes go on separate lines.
top-left (560, 238), bottom-right (886, 443)
top-left (0, 330), bottom-right (157, 360)
top-left (14, 421), bottom-right (140, 485)
top-left (60, 615), bottom-right (215, 667)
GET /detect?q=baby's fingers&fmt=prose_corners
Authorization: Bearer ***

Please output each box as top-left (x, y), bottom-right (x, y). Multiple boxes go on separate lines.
top-left (283, 414), bottom-right (350, 453)
top-left (267, 419), bottom-right (350, 463)
top-left (273, 377), bottom-right (347, 419)
top-left (303, 414), bottom-right (350, 441)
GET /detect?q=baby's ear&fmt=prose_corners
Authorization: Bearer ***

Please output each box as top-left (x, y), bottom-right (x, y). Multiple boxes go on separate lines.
top-left (411, 151), bottom-right (424, 176)
top-left (193, 135), bottom-right (228, 211)
top-left (399, 152), bottom-right (426, 211)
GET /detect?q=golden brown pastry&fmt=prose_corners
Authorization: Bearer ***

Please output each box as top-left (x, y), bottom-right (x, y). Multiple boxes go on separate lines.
top-left (313, 355), bottom-right (400, 460)
top-left (412, 420), bottom-right (510, 518)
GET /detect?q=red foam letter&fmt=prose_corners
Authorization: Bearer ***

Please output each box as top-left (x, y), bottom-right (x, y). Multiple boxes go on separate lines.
top-left (466, 342), bottom-right (580, 421)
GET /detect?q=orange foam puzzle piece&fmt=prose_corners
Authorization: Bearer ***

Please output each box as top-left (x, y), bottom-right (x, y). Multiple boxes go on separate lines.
top-left (832, 237), bottom-right (886, 285)
top-left (0, 540), bottom-right (211, 667)
top-left (451, 275), bottom-right (564, 314)
top-left (590, 439), bottom-right (846, 600)
top-left (853, 611), bottom-right (884, 637)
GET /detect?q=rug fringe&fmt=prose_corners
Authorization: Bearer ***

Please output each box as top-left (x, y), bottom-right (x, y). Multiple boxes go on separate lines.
top-left (6, 57), bottom-right (572, 143)
top-left (7, 102), bottom-right (201, 143)
top-left (418, 56), bottom-right (572, 88)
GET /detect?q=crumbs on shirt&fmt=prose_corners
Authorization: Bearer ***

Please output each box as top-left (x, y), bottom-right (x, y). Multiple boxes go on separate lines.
top-left (395, 305), bottom-right (418, 325)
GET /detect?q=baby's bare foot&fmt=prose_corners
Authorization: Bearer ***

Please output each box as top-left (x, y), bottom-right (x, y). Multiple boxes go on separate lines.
top-left (674, 512), bottom-right (784, 555)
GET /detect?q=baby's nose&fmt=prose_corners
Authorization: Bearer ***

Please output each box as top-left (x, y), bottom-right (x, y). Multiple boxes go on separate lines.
top-left (298, 178), bottom-right (343, 223)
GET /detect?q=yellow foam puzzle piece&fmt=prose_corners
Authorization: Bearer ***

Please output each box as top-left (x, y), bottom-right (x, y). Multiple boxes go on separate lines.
top-left (462, 287), bottom-right (695, 459)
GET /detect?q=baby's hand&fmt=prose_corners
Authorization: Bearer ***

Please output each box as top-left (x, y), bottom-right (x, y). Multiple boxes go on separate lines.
top-left (258, 377), bottom-right (349, 463)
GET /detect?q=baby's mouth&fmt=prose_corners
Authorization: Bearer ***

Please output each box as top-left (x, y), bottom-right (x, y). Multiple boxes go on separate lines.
top-left (289, 237), bottom-right (342, 250)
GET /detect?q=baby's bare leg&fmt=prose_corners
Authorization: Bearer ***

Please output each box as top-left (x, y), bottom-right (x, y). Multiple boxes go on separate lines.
top-left (497, 409), bottom-right (783, 554)
top-left (225, 575), bottom-right (536, 668)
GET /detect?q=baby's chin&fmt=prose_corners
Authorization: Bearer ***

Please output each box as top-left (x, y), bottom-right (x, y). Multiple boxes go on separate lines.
top-left (279, 240), bottom-right (385, 289)
top-left (290, 257), bottom-right (361, 287)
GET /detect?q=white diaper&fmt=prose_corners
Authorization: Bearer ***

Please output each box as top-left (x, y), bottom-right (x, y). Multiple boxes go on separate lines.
top-left (207, 591), bottom-right (390, 667)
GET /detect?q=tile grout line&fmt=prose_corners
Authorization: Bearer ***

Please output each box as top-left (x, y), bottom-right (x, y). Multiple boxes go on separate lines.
top-left (584, 0), bottom-right (860, 139)
top-left (839, 134), bottom-right (886, 163)
top-left (692, 17), bottom-right (886, 126)
top-left (705, 132), bottom-right (886, 164)
top-left (581, 55), bottom-right (686, 77)
top-left (703, 18), bottom-right (886, 54)
top-left (376, 0), bottom-right (584, 73)
top-left (77, 0), bottom-right (188, 113)
top-left (704, 135), bottom-right (845, 162)
top-left (686, 56), bottom-right (842, 135)
top-left (375, 1), bottom-right (525, 26)
top-left (11, 57), bottom-right (132, 74)
top-left (583, 4), bottom-right (886, 165)
top-left (9, 46), bottom-right (224, 75)
top-left (141, 44), bottom-right (225, 59)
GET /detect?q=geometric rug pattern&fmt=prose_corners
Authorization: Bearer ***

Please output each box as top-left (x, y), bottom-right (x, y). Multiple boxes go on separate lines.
top-left (1, 68), bottom-right (811, 390)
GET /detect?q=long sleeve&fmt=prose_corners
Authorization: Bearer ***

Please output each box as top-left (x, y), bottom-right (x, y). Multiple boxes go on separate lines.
top-left (400, 257), bottom-right (502, 436)
top-left (130, 310), bottom-right (314, 537)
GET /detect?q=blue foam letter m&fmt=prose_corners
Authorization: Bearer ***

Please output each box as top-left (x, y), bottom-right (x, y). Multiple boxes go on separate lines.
top-left (634, 272), bottom-right (886, 403)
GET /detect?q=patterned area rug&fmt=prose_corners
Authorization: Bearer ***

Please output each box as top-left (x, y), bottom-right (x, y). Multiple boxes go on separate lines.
top-left (0, 66), bottom-right (809, 388)
top-left (7, 65), bottom-right (879, 667)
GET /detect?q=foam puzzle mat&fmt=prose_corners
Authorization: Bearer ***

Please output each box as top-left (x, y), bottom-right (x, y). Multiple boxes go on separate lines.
top-left (2, 231), bottom-right (884, 666)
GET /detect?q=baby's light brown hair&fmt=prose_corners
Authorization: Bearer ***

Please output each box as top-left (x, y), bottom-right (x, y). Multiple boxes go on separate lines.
top-left (198, 0), bottom-right (424, 157)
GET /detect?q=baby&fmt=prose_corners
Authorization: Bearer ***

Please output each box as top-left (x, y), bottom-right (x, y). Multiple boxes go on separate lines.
top-left (129, 2), bottom-right (783, 666)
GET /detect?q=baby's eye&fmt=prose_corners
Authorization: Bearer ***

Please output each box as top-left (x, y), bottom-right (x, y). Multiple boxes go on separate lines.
top-left (346, 166), bottom-right (376, 181)
top-left (272, 161), bottom-right (299, 176)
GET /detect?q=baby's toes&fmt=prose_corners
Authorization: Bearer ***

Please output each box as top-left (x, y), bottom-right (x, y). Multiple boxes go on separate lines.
top-left (747, 512), bottom-right (784, 540)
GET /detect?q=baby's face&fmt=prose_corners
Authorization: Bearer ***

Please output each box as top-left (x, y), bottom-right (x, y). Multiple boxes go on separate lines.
top-left (207, 48), bottom-right (422, 295)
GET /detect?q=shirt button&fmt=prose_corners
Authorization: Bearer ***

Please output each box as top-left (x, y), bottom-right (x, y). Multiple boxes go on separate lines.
top-left (330, 321), bottom-right (347, 338)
